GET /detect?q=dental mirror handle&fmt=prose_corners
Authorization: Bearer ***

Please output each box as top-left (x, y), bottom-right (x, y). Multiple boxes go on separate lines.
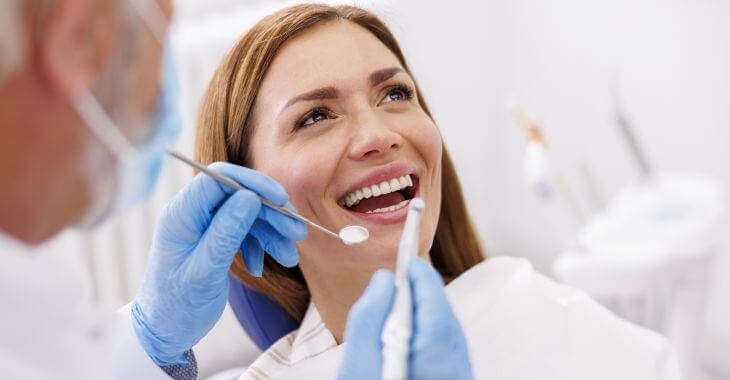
top-left (167, 151), bottom-right (340, 240)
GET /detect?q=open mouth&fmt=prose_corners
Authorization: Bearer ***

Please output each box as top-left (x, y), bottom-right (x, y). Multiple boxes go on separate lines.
top-left (338, 173), bottom-right (419, 215)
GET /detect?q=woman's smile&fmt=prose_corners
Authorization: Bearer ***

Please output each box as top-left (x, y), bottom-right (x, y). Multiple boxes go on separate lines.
top-left (335, 161), bottom-right (421, 225)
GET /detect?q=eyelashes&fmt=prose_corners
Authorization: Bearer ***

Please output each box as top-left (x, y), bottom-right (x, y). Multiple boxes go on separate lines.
top-left (293, 82), bottom-right (416, 131)
top-left (295, 107), bottom-right (334, 129)
top-left (383, 84), bottom-right (414, 103)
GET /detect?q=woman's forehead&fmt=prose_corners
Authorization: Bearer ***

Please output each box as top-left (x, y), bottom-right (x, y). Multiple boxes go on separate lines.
top-left (260, 20), bottom-right (404, 99)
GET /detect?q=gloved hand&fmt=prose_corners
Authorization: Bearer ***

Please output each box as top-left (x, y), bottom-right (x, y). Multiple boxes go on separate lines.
top-left (338, 258), bottom-right (474, 380)
top-left (131, 162), bottom-right (307, 366)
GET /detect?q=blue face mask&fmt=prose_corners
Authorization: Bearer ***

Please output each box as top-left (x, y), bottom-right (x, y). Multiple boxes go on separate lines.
top-left (72, 2), bottom-right (180, 226)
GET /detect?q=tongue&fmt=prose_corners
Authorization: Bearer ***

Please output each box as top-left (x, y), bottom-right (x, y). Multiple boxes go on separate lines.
top-left (350, 192), bottom-right (405, 213)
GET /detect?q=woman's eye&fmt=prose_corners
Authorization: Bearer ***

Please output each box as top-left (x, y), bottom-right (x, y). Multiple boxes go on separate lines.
top-left (382, 85), bottom-right (414, 104)
top-left (297, 109), bottom-right (330, 129)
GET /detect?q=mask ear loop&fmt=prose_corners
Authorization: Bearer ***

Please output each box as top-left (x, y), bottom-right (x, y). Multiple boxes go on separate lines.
top-left (72, 90), bottom-right (137, 160)
top-left (71, 90), bottom-right (133, 228)
top-left (128, 0), bottom-right (168, 46)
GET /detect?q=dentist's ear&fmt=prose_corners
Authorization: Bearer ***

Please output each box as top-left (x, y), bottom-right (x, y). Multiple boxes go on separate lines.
top-left (34, 0), bottom-right (118, 99)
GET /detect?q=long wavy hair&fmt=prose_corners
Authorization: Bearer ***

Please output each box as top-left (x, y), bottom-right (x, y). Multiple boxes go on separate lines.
top-left (195, 4), bottom-right (485, 321)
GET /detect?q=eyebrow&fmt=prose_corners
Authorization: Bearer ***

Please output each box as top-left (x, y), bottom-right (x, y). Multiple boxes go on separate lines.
top-left (279, 67), bottom-right (407, 116)
top-left (369, 67), bottom-right (404, 86)
top-left (283, 86), bottom-right (340, 110)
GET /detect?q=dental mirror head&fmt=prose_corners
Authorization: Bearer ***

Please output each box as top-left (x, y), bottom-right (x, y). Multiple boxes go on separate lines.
top-left (339, 225), bottom-right (369, 245)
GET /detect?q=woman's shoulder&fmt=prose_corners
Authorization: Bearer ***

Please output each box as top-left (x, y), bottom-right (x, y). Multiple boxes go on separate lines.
top-left (447, 256), bottom-right (680, 380)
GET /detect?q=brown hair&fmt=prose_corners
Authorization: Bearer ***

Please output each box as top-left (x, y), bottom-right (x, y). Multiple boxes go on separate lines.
top-left (195, 4), bottom-right (485, 321)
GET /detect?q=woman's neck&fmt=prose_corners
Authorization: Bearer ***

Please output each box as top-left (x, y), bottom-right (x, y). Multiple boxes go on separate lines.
top-left (300, 260), bottom-right (376, 343)
top-left (299, 249), bottom-right (434, 343)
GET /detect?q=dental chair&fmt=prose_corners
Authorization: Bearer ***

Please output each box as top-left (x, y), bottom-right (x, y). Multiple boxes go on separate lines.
top-left (227, 274), bottom-right (298, 350)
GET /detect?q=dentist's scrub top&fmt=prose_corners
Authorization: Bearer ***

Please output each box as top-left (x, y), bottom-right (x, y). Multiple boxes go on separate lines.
top-left (0, 232), bottom-right (173, 380)
top-left (240, 257), bottom-right (681, 380)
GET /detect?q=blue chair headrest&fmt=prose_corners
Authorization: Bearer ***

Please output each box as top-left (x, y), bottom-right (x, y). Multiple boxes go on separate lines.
top-left (227, 274), bottom-right (299, 350)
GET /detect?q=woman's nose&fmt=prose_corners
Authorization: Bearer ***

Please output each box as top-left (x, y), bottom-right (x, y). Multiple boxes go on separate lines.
top-left (347, 117), bottom-right (404, 161)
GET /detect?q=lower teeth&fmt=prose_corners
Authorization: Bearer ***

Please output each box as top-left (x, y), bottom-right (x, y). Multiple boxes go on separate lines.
top-left (365, 199), bottom-right (410, 214)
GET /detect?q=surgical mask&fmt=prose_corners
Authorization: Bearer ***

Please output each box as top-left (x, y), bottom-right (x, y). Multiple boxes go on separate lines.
top-left (73, 1), bottom-right (180, 227)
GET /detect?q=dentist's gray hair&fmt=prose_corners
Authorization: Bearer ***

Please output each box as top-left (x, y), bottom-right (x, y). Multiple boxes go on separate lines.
top-left (0, 0), bottom-right (24, 82)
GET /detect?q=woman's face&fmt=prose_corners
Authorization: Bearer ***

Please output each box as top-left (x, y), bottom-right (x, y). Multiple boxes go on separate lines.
top-left (249, 20), bottom-right (442, 277)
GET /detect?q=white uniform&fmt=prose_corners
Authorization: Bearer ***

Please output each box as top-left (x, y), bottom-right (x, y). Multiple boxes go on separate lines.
top-left (0, 233), bottom-right (172, 380)
top-left (240, 257), bottom-right (681, 379)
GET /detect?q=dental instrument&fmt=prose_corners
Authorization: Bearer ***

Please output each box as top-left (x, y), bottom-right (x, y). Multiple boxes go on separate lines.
top-left (167, 150), bottom-right (369, 245)
top-left (381, 197), bottom-right (425, 380)
top-left (506, 100), bottom-right (586, 223)
top-left (611, 76), bottom-right (653, 180)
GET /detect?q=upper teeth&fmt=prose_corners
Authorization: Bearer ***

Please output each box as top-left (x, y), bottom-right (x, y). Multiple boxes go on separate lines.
top-left (343, 174), bottom-right (413, 208)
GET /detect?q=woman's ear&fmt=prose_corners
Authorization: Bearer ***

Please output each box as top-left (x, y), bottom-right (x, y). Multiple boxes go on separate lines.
top-left (35, 0), bottom-right (118, 99)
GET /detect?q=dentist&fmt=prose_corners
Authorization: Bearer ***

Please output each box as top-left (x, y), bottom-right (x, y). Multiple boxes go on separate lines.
top-left (0, 0), bottom-right (305, 377)
top-left (0, 0), bottom-right (186, 378)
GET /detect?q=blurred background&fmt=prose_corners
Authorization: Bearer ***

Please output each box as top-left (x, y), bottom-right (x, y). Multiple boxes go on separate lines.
top-left (8, 0), bottom-right (729, 378)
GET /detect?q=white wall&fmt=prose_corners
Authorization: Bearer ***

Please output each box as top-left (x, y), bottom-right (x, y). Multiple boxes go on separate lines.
top-left (480, 0), bottom-right (730, 266)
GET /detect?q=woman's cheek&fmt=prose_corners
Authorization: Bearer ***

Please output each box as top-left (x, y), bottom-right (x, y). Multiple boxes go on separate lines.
top-left (267, 147), bottom-right (334, 212)
top-left (413, 117), bottom-right (443, 165)
top-left (412, 116), bottom-right (442, 251)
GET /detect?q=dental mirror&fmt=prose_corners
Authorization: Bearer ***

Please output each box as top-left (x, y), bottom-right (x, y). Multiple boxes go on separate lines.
top-left (168, 150), bottom-right (369, 245)
top-left (339, 225), bottom-right (370, 245)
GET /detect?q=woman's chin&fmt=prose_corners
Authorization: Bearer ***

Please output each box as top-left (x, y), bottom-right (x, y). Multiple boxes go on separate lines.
top-left (350, 236), bottom-right (400, 265)
top-left (357, 238), bottom-right (433, 270)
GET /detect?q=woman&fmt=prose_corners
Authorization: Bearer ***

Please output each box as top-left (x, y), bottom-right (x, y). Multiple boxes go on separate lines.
top-left (195, 4), bottom-right (680, 379)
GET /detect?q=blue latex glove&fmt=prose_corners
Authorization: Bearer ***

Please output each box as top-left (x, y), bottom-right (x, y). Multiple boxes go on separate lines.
top-left (338, 258), bottom-right (474, 380)
top-left (131, 162), bottom-right (307, 366)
